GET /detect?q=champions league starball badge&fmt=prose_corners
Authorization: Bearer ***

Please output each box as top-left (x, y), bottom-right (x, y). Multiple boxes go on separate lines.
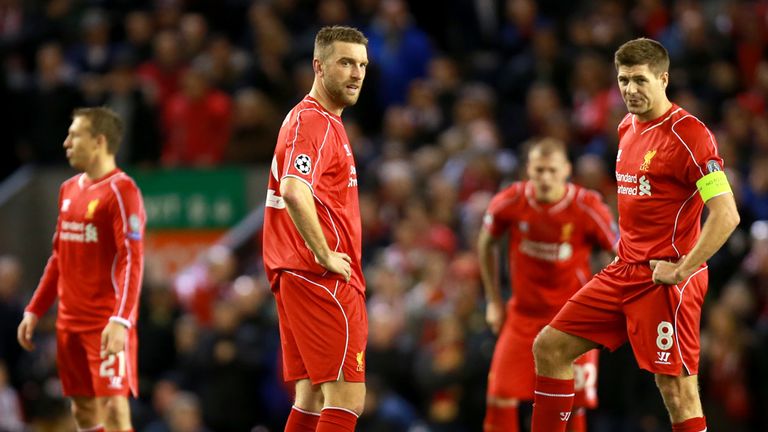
top-left (295, 154), bottom-right (312, 175)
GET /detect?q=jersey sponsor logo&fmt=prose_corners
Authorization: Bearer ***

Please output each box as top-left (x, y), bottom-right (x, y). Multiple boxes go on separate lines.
top-left (520, 240), bottom-right (572, 262)
top-left (294, 154), bottom-right (312, 175)
top-left (640, 150), bottom-right (657, 171)
top-left (639, 175), bottom-right (651, 196)
top-left (61, 199), bottom-right (71, 212)
top-left (656, 351), bottom-right (671, 365)
top-left (85, 199), bottom-right (100, 219)
top-left (616, 172), bottom-right (652, 196)
top-left (60, 221), bottom-right (99, 243)
top-left (706, 160), bottom-right (722, 173)
top-left (356, 351), bottom-right (365, 372)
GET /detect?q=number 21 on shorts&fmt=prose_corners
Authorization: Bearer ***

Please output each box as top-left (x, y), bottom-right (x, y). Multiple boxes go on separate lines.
top-left (100, 351), bottom-right (126, 389)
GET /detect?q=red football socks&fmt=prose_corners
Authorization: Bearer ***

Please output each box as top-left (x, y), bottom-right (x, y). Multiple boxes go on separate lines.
top-left (483, 404), bottom-right (519, 432)
top-left (316, 407), bottom-right (358, 432)
top-left (285, 406), bottom-right (320, 432)
top-left (672, 416), bottom-right (707, 432)
top-left (565, 407), bottom-right (587, 432)
top-left (78, 427), bottom-right (104, 432)
top-left (531, 375), bottom-right (575, 432)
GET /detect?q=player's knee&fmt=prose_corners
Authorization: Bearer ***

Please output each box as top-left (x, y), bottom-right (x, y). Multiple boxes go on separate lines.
top-left (71, 398), bottom-right (99, 427)
top-left (532, 328), bottom-right (561, 364)
top-left (654, 374), bottom-right (699, 411)
top-left (101, 397), bottom-right (131, 428)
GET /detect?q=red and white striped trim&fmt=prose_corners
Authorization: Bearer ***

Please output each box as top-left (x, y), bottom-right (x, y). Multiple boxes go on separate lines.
top-left (284, 271), bottom-right (349, 381)
top-left (110, 179), bottom-right (132, 321)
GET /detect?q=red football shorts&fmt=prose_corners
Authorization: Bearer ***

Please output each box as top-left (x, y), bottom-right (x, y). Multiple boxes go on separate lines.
top-left (275, 270), bottom-right (367, 384)
top-left (56, 326), bottom-right (138, 397)
top-left (550, 259), bottom-right (708, 375)
top-left (487, 307), bottom-right (598, 407)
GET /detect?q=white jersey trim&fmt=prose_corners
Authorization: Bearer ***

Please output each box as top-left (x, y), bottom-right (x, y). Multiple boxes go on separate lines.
top-left (673, 266), bottom-right (708, 376)
top-left (284, 270), bottom-right (349, 381)
top-left (639, 107), bottom-right (683, 135)
top-left (110, 179), bottom-right (132, 320)
top-left (670, 190), bottom-right (699, 258)
top-left (671, 115), bottom-right (705, 177)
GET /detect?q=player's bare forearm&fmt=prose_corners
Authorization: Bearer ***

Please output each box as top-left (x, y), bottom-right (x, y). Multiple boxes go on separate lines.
top-left (677, 193), bottom-right (739, 277)
top-left (280, 177), bottom-right (332, 263)
top-left (477, 227), bottom-right (502, 303)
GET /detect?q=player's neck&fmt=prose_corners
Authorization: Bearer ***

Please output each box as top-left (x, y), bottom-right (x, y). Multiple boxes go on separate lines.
top-left (309, 84), bottom-right (343, 116)
top-left (535, 186), bottom-right (567, 204)
top-left (84, 157), bottom-right (117, 181)
top-left (636, 99), bottom-right (673, 123)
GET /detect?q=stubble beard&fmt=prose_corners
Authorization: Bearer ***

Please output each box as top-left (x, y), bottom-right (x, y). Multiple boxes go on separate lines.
top-left (327, 79), bottom-right (360, 108)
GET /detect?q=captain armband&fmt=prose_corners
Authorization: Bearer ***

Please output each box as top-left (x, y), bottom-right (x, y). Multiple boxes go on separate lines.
top-left (696, 171), bottom-right (732, 202)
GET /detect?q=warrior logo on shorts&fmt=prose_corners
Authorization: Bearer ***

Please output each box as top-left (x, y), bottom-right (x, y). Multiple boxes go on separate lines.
top-left (706, 160), bottom-right (722, 173)
top-left (294, 154), bottom-right (312, 175)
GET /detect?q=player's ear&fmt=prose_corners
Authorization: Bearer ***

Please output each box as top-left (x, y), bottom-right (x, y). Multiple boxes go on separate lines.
top-left (660, 71), bottom-right (669, 89)
top-left (313, 57), bottom-right (323, 77)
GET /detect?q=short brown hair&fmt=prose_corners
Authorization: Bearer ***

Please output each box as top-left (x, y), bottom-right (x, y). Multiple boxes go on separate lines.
top-left (614, 38), bottom-right (670, 75)
top-left (314, 26), bottom-right (368, 61)
top-left (526, 137), bottom-right (568, 160)
top-left (73, 107), bottom-right (124, 155)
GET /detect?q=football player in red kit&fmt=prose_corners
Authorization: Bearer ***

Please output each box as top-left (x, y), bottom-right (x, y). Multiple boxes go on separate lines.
top-left (530, 38), bottom-right (740, 432)
top-left (262, 26), bottom-right (368, 432)
top-left (17, 107), bottom-right (145, 432)
top-left (479, 138), bottom-right (617, 431)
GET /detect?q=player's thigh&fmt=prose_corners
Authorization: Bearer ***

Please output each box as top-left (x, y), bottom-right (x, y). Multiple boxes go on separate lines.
top-left (488, 318), bottom-right (541, 400)
top-left (321, 378), bottom-right (366, 414)
top-left (279, 271), bottom-right (367, 385)
top-left (98, 395), bottom-right (132, 426)
top-left (77, 329), bottom-right (135, 397)
top-left (625, 267), bottom-right (707, 376)
top-left (546, 276), bottom-right (627, 353)
top-left (57, 330), bottom-right (95, 397)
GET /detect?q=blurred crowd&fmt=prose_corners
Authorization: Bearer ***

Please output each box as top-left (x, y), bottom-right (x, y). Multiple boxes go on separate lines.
top-left (1, 0), bottom-right (768, 431)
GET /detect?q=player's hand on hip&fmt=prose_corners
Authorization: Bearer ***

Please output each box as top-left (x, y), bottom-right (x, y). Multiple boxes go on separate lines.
top-left (17, 312), bottom-right (38, 351)
top-left (316, 251), bottom-right (352, 282)
top-left (485, 300), bottom-right (505, 335)
top-left (649, 257), bottom-right (685, 285)
top-left (101, 321), bottom-right (128, 359)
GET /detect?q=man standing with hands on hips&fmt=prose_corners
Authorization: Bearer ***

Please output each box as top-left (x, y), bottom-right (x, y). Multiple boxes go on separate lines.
top-left (530, 38), bottom-right (740, 432)
top-left (18, 107), bottom-right (145, 432)
top-left (262, 26), bottom-right (369, 432)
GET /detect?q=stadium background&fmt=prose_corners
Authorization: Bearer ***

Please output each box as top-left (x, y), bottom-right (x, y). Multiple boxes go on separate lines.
top-left (0, 0), bottom-right (766, 431)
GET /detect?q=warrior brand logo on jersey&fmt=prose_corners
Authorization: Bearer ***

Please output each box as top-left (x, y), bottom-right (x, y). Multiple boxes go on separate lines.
top-left (85, 199), bottom-right (100, 219)
top-left (640, 150), bottom-right (657, 171)
top-left (294, 154), bottom-right (312, 175)
top-left (616, 149), bottom-right (622, 161)
top-left (656, 351), bottom-right (671, 365)
top-left (706, 160), bottom-right (722, 173)
top-left (61, 199), bottom-right (71, 212)
top-left (343, 144), bottom-right (352, 156)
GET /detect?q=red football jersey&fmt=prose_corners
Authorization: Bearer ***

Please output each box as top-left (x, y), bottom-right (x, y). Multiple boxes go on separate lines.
top-left (615, 105), bottom-right (724, 264)
top-left (484, 182), bottom-right (617, 319)
top-left (26, 170), bottom-right (146, 332)
top-left (263, 96), bottom-right (363, 293)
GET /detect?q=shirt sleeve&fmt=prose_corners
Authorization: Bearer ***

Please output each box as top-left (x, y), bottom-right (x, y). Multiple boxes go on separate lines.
top-left (671, 116), bottom-right (725, 186)
top-left (483, 184), bottom-right (520, 237)
top-left (581, 190), bottom-right (618, 252)
top-left (281, 110), bottom-right (333, 189)
top-left (108, 178), bottom-right (146, 328)
top-left (26, 186), bottom-right (63, 317)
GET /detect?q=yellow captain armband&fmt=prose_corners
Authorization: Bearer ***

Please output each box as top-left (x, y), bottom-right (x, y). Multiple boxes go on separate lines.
top-left (696, 170), bottom-right (732, 202)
